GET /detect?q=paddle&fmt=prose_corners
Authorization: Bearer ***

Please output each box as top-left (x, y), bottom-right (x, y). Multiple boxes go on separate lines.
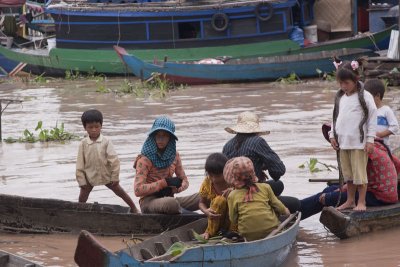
top-left (266, 211), bottom-right (298, 238)
top-left (322, 123), bottom-right (344, 207)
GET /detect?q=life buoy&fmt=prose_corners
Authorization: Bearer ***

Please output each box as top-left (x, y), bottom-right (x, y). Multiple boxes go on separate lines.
top-left (255, 2), bottom-right (274, 22)
top-left (211, 13), bottom-right (229, 32)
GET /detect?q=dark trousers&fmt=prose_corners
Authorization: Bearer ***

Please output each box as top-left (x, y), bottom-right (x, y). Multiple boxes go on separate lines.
top-left (266, 180), bottom-right (301, 213)
top-left (300, 185), bottom-right (386, 220)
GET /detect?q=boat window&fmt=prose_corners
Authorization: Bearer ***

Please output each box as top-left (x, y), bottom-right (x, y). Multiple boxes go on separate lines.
top-left (259, 14), bottom-right (285, 33)
top-left (149, 23), bottom-right (177, 40)
top-left (230, 18), bottom-right (257, 36)
top-left (178, 22), bottom-right (200, 39)
top-left (203, 21), bottom-right (228, 38)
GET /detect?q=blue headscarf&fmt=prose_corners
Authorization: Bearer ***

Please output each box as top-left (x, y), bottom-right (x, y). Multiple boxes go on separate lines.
top-left (141, 116), bottom-right (177, 169)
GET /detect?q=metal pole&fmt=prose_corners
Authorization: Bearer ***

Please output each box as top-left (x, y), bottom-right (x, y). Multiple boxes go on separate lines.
top-left (398, 0), bottom-right (400, 59)
top-left (0, 101), bottom-right (2, 141)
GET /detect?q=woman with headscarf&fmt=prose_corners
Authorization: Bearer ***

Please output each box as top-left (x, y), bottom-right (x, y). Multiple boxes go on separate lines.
top-left (134, 116), bottom-right (199, 214)
top-left (223, 111), bottom-right (300, 212)
top-left (225, 157), bottom-right (290, 241)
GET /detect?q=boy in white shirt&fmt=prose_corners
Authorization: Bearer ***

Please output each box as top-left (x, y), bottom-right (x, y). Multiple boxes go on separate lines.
top-left (364, 78), bottom-right (399, 145)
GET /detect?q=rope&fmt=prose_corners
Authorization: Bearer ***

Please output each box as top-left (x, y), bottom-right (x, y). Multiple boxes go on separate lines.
top-left (366, 32), bottom-right (379, 51)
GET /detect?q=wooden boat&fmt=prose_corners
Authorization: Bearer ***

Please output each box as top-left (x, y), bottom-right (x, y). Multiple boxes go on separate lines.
top-left (115, 46), bottom-right (377, 84)
top-left (74, 212), bottom-right (301, 267)
top-left (0, 1), bottom-right (394, 76)
top-left (0, 250), bottom-right (43, 267)
top-left (0, 194), bottom-right (204, 235)
top-left (319, 203), bottom-right (400, 239)
top-left (46, 0), bottom-right (300, 50)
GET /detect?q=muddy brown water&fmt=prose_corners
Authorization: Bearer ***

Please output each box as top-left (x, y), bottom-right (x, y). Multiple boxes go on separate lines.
top-left (0, 79), bottom-right (400, 266)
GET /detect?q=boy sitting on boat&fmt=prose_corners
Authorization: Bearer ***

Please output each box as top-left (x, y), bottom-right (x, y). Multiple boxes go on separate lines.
top-left (224, 157), bottom-right (290, 241)
top-left (199, 153), bottom-right (236, 240)
top-left (76, 109), bottom-right (138, 213)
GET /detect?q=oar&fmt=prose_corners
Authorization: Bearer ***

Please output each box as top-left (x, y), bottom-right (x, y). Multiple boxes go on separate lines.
top-left (266, 211), bottom-right (298, 238)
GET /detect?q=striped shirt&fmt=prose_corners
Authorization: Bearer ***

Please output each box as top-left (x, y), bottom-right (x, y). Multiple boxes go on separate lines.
top-left (222, 135), bottom-right (286, 182)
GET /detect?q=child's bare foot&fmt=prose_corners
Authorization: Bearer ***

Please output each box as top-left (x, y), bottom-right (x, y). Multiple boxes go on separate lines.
top-left (353, 203), bottom-right (366, 212)
top-left (336, 201), bottom-right (355, 210)
top-left (129, 207), bottom-right (140, 214)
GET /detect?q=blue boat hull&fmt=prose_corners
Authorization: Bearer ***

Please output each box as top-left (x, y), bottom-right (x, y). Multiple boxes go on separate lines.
top-left (115, 46), bottom-right (377, 84)
top-left (0, 52), bottom-right (19, 74)
top-left (75, 213), bottom-right (301, 267)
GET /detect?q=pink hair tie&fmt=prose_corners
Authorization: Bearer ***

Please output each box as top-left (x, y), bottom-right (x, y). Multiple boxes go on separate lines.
top-left (333, 61), bottom-right (342, 70)
top-left (351, 60), bottom-right (359, 70)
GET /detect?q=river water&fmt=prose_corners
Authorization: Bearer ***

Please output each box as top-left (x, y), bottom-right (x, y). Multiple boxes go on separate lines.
top-left (0, 78), bottom-right (399, 266)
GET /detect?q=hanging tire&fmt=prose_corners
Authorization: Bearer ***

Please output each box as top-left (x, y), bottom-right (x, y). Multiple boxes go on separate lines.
top-left (255, 2), bottom-right (274, 22)
top-left (211, 13), bottom-right (229, 32)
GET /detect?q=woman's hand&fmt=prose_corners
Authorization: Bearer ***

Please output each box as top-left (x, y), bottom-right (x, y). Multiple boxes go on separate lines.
top-left (205, 208), bottom-right (221, 219)
top-left (330, 138), bottom-right (339, 151)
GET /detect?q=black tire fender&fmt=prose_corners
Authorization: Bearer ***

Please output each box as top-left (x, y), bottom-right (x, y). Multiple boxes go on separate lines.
top-left (255, 2), bottom-right (274, 22)
top-left (211, 12), bottom-right (229, 32)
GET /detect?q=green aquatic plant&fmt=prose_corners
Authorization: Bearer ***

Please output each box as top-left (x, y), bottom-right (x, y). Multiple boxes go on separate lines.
top-left (65, 68), bottom-right (81, 80)
top-left (316, 69), bottom-right (336, 82)
top-left (4, 121), bottom-right (79, 143)
top-left (299, 158), bottom-right (337, 173)
top-left (276, 72), bottom-right (301, 84)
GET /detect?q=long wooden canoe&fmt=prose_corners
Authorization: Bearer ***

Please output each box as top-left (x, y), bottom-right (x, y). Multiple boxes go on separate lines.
top-left (115, 46), bottom-right (377, 84)
top-left (0, 250), bottom-right (43, 267)
top-left (74, 212), bottom-right (301, 267)
top-left (0, 194), bottom-right (204, 235)
top-left (319, 203), bottom-right (400, 239)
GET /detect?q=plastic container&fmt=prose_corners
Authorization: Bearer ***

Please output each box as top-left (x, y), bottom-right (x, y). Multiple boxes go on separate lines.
top-left (303, 25), bottom-right (318, 43)
top-left (47, 38), bottom-right (56, 50)
top-left (290, 26), bottom-right (304, 47)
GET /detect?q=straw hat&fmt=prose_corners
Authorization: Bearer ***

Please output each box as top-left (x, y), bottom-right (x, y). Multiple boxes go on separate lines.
top-left (225, 111), bottom-right (270, 135)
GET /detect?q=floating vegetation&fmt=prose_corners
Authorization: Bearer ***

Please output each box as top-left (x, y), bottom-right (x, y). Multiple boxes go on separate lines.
top-left (4, 121), bottom-right (79, 143)
top-left (316, 69), bottom-right (336, 82)
top-left (299, 158), bottom-right (338, 173)
top-left (95, 74), bottom-right (186, 98)
top-left (276, 72), bottom-right (301, 84)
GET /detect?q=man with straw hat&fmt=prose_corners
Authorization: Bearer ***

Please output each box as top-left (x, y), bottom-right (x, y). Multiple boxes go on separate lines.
top-left (222, 111), bottom-right (300, 212)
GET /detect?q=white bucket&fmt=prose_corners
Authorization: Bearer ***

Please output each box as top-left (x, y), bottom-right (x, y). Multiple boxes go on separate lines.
top-left (47, 38), bottom-right (56, 50)
top-left (5, 37), bottom-right (13, 48)
top-left (304, 25), bottom-right (318, 43)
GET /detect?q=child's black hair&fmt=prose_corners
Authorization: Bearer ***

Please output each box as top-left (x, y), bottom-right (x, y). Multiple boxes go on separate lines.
top-left (81, 109), bottom-right (103, 127)
top-left (205, 153), bottom-right (228, 175)
top-left (336, 60), bottom-right (361, 83)
top-left (365, 78), bottom-right (385, 100)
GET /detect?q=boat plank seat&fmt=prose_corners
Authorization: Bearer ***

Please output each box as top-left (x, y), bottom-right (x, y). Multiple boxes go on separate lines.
top-left (170, 236), bottom-right (180, 243)
top-left (0, 254), bottom-right (9, 265)
top-left (140, 248), bottom-right (154, 260)
top-left (187, 229), bottom-right (195, 240)
top-left (154, 242), bottom-right (166, 255)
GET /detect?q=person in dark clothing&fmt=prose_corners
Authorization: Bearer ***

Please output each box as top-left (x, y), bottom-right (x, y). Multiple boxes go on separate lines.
top-left (222, 111), bottom-right (300, 213)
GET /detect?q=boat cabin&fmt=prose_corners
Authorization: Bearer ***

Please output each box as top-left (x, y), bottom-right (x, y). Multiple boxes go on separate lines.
top-left (46, 0), bottom-right (304, 49)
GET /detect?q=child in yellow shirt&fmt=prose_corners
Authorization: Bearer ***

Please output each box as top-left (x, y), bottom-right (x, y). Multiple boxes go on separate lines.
top-left (224, 157), bottom-right (289, 241)
top-left (199, 153), bottom-right (233, 239)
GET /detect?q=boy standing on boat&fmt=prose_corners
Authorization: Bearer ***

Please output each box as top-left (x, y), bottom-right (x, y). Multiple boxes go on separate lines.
top-left (76, 109), bottom-right (138, 213)
top-left (364, 78), bottom-right (399, 146)
top-left (329, 60), bottom-right (377, 211)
